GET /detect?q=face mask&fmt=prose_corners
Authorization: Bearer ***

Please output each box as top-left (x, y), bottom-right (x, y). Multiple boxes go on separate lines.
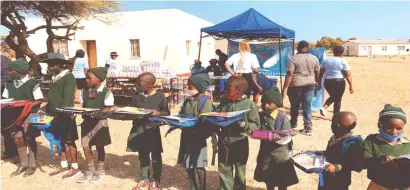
top-left (262, 108), bottom-right (274, 115)
top-left (9, 72), bottom-right (22, 80)
top-left (184, 89), bottom-right (198, 97)
top-left (136, 85), bottom-right (149, 95)
top-left (378, 128), bottom-right (404, 142)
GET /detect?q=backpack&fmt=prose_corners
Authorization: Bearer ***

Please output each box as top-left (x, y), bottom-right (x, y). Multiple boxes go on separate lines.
top-left (340, 135), bottom-right (363, 164)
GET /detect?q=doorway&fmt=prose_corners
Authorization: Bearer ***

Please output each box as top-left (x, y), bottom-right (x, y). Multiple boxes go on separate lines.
top-left (86, 40), bottom-right (97, 68)
top-left (367, 46), bottom-right (372, 56)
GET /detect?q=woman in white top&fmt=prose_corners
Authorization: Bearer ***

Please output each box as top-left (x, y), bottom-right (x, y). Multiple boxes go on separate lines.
top-left (72, 49), bottom-right (89, 103)
top-left (318, 46), bottom-right (353, 116)
top-left (224, 41), bottom-right (260, 97)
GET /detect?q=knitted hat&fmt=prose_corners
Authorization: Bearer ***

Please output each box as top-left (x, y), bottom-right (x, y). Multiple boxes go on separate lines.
top-left (188, 73), bottom-right (213, 93)
top-left (88, 67), bottom-right (108, 81)
top-left (379, 104), bottom-right (407, 124)
top-left (9, 59), bottom-right (29, 73)
top-left (261, 87), bottom-right (282, 107)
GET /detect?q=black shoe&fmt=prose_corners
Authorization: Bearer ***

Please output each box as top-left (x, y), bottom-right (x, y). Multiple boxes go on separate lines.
top-left (49, 166), bottom-right (69, 176)
top-left (11, 166), bottom-right (29, 177)
top-left (23, 167), bottom-right (36, 177)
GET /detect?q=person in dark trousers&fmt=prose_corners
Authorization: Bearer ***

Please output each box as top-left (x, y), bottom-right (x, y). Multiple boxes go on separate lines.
top-left (205, 59), bottom-right (222, 76)
top-left (318, 46), bottom-right (354, 117)
top-left (251, 71), bottom-right (270, 103)
top-left (254, 87), bottom-right (299, 190)
top-left (2, 59), bottom-right (44, 177)
top-left (77, 67), bottom-right (114, 183)
top-left (321, 112), bottom-right (364, 190)
top-left (216, 49), bottom-right (228, 73)
top-left (178, 73), bottom-right (213, 190)
top-left (217, 76), bottom-right (260, 190)
top-left (127, 72), bottom-right (170, 190)
top-left (1, 55), bottom-right (18, 160)
top-left (282, 41), bottom-right (320, 136)
top-left (364, 104), bottom-right (410, 189)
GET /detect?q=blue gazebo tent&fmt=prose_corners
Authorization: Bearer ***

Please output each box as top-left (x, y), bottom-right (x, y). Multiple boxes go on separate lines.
top-left (198, 8), bottom-right (295, 94)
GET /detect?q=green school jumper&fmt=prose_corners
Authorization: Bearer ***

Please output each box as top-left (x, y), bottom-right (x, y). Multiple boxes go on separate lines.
top-left (80, 87), bottom-right (111, 147)
top-left (217, 97), bottom-right (260, 190)
top-left (45, 72), bottom-right (78, 144)
top-left (5, 79), bottom-right (41, 138)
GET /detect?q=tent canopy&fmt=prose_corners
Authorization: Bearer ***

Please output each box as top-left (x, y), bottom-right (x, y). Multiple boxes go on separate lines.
top-left (201, 8), bottom-right (295, 39)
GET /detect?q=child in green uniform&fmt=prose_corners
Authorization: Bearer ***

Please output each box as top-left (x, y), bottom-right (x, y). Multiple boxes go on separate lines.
top-left (2, 59), bottom-right (44, 177)
top-left (127, 72), bottom-right (170, 190)
top-left (39, 53), bottom-right (80, 179)
top-left (364, 104), bottom-right (410, 190)
top-left (77, 67), bottom-right (114, 183)
top-left (217, 76), bottom-right (260, 190)
top-left (321, 112), bottom-right (364, 190)
top-left (178, 73), bottom-right (213, 190)
top-left (253, 87), bottom-right (298, 190)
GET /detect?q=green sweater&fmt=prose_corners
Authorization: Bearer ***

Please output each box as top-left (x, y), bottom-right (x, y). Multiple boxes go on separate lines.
top-left (44, 72), bottom-right (76, 116)
top-left (364, 134), bottom-right (410, 188)
top-left (6, 79), bottom-right (40, 112)
top-left (217, 97), bottom-right (260, 144)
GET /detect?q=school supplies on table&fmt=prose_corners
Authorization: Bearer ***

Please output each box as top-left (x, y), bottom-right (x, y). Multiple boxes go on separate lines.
top-left (201, 109), bottom-right (250, 127)
top-left (291, 151), bottom-right (329, 173)
top-left (56, 107), bottom-right (100, 113)
top-left (150, 115), bottom-right (199, 128)
top-left (29, 114), bottom-right (54, 125)
top-left (250, 129), bottom-right (297, 144)
top-left (200, 109), bottom-right (250, 117)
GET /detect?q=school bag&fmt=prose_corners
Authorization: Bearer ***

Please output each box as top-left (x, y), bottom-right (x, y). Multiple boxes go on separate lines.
top-left (340, 135), bottom-right (364, 164)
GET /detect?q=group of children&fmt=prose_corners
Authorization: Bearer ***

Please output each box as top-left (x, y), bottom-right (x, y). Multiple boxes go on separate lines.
top-left (2, 52), bottom-right (409, 190)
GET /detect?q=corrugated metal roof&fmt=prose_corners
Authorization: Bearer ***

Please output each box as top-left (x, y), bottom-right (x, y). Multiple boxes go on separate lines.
top-left (346, 40), bottom-right (410, 44)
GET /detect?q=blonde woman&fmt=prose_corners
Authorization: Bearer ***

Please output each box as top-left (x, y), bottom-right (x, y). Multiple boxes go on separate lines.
top-left (224, 41), bottom-right (260, 97)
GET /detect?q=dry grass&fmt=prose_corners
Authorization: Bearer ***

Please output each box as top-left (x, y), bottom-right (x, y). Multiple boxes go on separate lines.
top-left (2, 56), bottom-right (410, 190)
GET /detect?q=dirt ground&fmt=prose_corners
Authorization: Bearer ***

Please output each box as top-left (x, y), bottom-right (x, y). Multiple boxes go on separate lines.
top-left (2, 56), bottom-right (410, 190)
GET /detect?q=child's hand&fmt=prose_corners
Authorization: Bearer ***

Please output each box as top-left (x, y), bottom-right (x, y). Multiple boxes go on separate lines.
top-left (382, 155), bottom-right (398, 168)
top-left (325, 164), bottom-right (336, 173)
top-left (151, 110), bottom-right (161, 116)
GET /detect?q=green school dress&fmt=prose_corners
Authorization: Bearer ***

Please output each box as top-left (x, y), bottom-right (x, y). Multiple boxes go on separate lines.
top-left (177, 97), bottom-right (212, 168)
top-left (80, 87), bottom-right (111, 147)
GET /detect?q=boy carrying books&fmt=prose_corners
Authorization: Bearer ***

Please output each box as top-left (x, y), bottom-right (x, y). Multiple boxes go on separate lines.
top-left (178, 73), bottom-right (213, 190)
top-left (364, 104), bottom-right (410, 190)
top-left (321, 112), bottom-right (364, 190)
top-left (253, 87), bottom-right (298, 190)
top-left (2, 59), bottom-right (44, 177)
top-left (127, 72), bottom-right (170, 190)
top-left (217, 76), bottom-right (260, 190)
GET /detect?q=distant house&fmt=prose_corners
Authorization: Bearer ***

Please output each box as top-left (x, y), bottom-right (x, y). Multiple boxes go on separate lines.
top-left (343, 40), bottom-right (410, 56)
top-left (24, 9), bottom-right (215, 74)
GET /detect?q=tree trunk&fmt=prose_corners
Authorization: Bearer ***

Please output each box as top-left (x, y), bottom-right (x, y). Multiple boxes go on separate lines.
top-left (45, 18), bottom-right (55, 53)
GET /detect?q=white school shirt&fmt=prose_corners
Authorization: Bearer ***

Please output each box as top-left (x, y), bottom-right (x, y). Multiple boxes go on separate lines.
top-left (79, 84), bottom-right (114, 106)
top-left (106, 58), bottom-right (117, 73)
top-left (226, 52), bottom-right (260, 73)
top-left (2, 75), bottom-right (44, 100)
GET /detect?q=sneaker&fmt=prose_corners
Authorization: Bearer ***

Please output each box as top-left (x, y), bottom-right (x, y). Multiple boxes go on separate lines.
top-left (150, 181), bottom-right (160, 190)
top-left (132, 180), bottom-right (150, 190)
top-left (49, 166), bottom-right (69, 176)
top-left (320, 108), bottom-right (327, 117)
top-left (299, 129), bottom-right (313, 136)
top-left (90, 171), bottom-right (105, 183)
top-left (11, 166), bottom-right (29, 177)
top-left (62, 168), bottom-right (81, 179)
top-left (23, 166), bottom-right (36, 177)
top-left (77, 171), bottom-right (93, 183)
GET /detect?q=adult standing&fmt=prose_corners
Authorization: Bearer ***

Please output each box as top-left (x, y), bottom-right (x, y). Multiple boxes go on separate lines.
top-left (224, 41), bottom-right (260, 98)
top-left (318, 46), bottom-right (353, 116)
top-left (215, 49), bottom-right (228, 73)
top-left (105, 52), bottom-right (118, 74)
top-left (71, 49), bottom-right (89, 103)
top-left (283, 41), bottom-right (320, 136)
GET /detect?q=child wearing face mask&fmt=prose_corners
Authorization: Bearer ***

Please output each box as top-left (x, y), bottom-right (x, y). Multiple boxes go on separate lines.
top-left (321, 112), bottom-right (364, 190)
top-left (253, 87), bottom-right (298, 190)
top-left (217, 76), bottom-right (260, 190)
top-left (364, 104), bottom-right (410, 190)
top-left (178, 73), bottom-right (214, 190)
top-left (127, 72), bottom-right (170, 190)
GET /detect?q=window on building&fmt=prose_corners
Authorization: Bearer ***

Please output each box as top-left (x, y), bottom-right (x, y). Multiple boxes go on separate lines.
top-left (382, 46), bottom-right (387, 51)
top-left (361, 46), bottom-right (366, 51)
top-left (130, 39), bottom-right (140, 58)
top-left (186, 40), bottom-right (191, 56)
top-left (398, 46), bottom-right (405, 51)
top-left (52, 39), bottom-right (69, 56)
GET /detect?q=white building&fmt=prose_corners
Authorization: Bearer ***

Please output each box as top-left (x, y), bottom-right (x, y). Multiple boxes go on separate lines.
top-left (25, 9), bottom-right (215, 74)
top-left (343, 40), bottom-right (410, 57)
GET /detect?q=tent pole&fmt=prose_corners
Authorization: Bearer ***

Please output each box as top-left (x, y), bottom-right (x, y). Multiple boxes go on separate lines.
top-left (279, 37), bottom-right (283, 96)
top-left (292, 38), bottom-right (295, 55)
top-left (198, 32), bottom-right (203, 61)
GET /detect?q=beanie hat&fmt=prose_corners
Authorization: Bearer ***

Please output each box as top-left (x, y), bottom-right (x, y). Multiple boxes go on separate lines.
top-left (379, 104), bottom-right (407, 124)
top-left (188, 73), bottom-right (213, 93)
top-left (9, 59), bottom-right (29, 73)
top-left (88, 67), bottom-right (108, 81)
top-left (261, 87), bottom-right (282, 107)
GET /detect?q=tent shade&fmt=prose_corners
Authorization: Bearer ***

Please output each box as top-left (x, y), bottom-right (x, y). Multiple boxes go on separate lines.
top-left (201, 8), bottom-right (295, 39)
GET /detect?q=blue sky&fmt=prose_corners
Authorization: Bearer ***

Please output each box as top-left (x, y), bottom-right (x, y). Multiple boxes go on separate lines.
top-left (2, 1), bottom-right (410, 42)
